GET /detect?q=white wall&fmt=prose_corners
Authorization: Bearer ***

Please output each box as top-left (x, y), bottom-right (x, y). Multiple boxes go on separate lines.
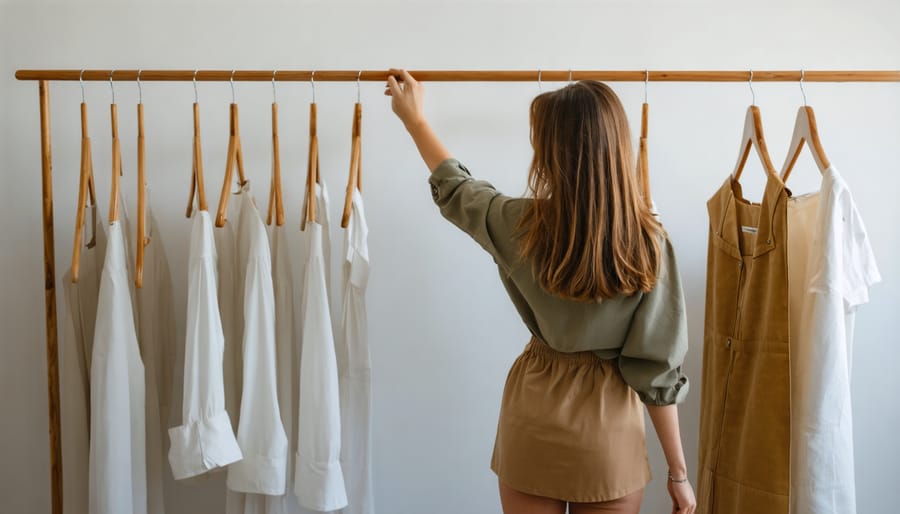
top-left (2, 1), bottom-right (899, 513)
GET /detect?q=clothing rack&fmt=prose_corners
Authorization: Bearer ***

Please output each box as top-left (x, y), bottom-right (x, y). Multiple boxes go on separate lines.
top-left (14, 68), bottom-right (900, 514)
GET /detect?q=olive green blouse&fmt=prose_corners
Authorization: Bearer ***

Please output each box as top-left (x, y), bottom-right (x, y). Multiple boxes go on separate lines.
top-left (428, 158), bottom-right (689, 406)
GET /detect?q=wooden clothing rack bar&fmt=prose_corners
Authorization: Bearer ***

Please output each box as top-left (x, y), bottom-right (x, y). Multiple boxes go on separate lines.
top-left (15, 69), bottom-right (900, 82)
top-left (15, 68), bottom-right (900, 514)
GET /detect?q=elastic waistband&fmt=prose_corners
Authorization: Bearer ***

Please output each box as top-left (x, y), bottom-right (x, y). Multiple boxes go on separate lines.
top-left (524, 337), bottom-right (611, 365)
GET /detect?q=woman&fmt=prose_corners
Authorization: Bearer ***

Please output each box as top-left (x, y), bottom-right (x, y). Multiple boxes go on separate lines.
top-left (384, 69), bottom-right (696, 514)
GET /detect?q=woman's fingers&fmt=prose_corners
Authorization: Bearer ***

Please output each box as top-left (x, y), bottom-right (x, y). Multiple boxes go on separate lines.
top-left (386, 75), bottom-right (401, 96)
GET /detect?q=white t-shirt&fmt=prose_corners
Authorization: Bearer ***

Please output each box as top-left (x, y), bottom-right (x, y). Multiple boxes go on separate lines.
top-left (787, 166), bottom-right (881, 514)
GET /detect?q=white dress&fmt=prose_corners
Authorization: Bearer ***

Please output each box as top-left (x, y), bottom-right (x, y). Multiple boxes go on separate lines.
top-left (89, 220), bottom-right (147, 514)
top-left (135, 204), bottom-right (176, 514)
top-left (295, 183), bottom-right (348, 512)
top-left (227, 185), bottom-right (289, 495)
top-left (337, 189), bottom-right (374, 514)
top-left (62, 212), bottom-right (106, 514)
top-left (168, 210), bottom-right (242, 479)
top-left (263, 223), bottom-right (304, 513)
top-left (787, 166), bottom-right (881, 514)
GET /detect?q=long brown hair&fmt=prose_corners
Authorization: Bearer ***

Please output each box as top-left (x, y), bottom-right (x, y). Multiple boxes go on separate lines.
top-left (517, 80), bottom-right (663, 301)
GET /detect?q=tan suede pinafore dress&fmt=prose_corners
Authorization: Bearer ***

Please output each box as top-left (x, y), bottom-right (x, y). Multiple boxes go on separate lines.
top-left (698, 175), bottom-right (792, 514)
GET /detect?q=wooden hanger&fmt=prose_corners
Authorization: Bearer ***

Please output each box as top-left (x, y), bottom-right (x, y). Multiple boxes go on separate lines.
top-left (732, 72), bottom-right (778, 181)
top-left (135, 71), bottom-right (149, 288)
top-left (266, 73), bottom-right (285, 226)
top-left (636, 72), bottom-right (652, 209)
top-left (301, 97), bottom-right (320, 231)
top-left (70, 96), bottom-right (98, 283)
top-left (341, 101), bottom-right (363, 228)
top-left (215, 71), bottom-right (248, 228)
top-left (185, 71), bottom-right (207, 216)
top-left (107, 74), bottom-right (123, 224)
top-left (780, 74), bottom-right (831, 181)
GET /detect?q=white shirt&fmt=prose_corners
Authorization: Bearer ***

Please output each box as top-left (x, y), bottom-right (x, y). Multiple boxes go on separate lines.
top-left (338, 189), bottom-right (374, 514)
top-left (264, 223), bottom-right (305, 513)
top-left (135, 205), bottom-right (176, 514)
top-left (788, 166), bottom-right (881, 514)
top-left (89, 221), bottom-right (147, 514)
top-left (168, 210), bottom-right (243, 479)
top-left (295, 183), bottom-right (348, 512)
top-left (62, 212), bottom-right (106, 514)
top-left (227, 186), bottom-right (289, 495)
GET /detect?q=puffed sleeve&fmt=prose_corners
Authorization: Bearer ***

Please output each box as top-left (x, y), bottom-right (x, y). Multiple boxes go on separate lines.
top-left (428, 158), bottom-right (514, 269)
top-left (617, 236), bottom-right (689, 406)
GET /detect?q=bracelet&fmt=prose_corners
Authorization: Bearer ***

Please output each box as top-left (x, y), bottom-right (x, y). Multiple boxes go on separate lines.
top-left (667, 470), bottom-right (688, 483)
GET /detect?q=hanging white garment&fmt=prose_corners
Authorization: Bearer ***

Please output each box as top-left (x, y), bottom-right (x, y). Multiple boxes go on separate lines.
top-left (295, 183), bottom-right (348, 512)
top-left (168, 210), bottom-right (242, 479)
top-left (62, 211), bottom-right (106, 514)
top-left (227, 185), bottom-right (289, 495)
top-left (263, 223), bottom-right (304, 513)
top-left (89, 220), bottom-right (147, 514)
top-left (135, 204), bottom-right (176, 514)
top-left (788, 166), bottom-right (881, 514)
top-left (338, 189), bottom-right (373, 514)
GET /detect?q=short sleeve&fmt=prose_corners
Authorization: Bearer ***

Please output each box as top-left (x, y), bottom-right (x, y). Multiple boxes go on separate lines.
top-left (809, 178), bottom-right (881, 313)
top-left (616, 236), bottom-right (690, 406)
top-left (429, 158), bottom-right (514, 269)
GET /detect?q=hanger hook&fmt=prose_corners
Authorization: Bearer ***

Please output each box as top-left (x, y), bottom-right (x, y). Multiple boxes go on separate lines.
top-left (310, 70), bottom-right (316, 103)
top-left (568, 67), bottom-right (573, 84)
top-left (357, 70), bottom-right (362, 103)
top-left (644, 69), bottom-right (649, 103)
top-left (230, 70), bottom-right (236, 104)
top-left (79, 69), bottom-right (86, 103)
top-left (748, 69), bottom-right (756, 106)
top-left (137, 69), bottom-right (143, 104)
top-left (799, 68), bottom-right (808, 107)
top-left (193, 69), bottom-right (199, 103)
top-left (272, 70), bottom-right (278, 104)
top-left (109, 69), bottom-right (116, 104)
top-left (537, 68), bottom-right (542, 92)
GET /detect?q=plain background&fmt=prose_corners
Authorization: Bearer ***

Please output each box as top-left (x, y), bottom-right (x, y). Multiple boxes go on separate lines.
top-left (1, 1), bottom-right (898, 513)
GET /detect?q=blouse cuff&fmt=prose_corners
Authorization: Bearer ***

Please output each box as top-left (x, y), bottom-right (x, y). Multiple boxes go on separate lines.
top-left (168, 409), bottom-right (242, 480)
top-left (226, 451), bottom-right (288, 495)
top-left (636, 375), bottom-right (689, 406)
top-left (428, 158), bottom-right (471, 204)
top-left (294, 450), bottom-right (348, 511)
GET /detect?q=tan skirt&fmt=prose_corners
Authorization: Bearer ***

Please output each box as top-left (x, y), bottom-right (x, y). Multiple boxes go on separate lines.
top-left (491, 337), bottom-right (652, 503)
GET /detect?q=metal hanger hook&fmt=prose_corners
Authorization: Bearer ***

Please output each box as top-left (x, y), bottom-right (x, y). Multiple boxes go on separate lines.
top-left (193, 69), bottom-right (199, 103)
top-left (568, 68), bottom-right (573, 84)
top-left (79, 69), bottom-right (86, 103)
top-left (537, 69), bottom-right (542, 92)
top-left (310, 70), bottom-right (316, 103)
top-left (109, 69), bottom-right (116, 104)
top-left (137, 69), bottom-right (143, 104)
top-left (799, 68), bottom-right (808, 106)
top-left (748, 69), bottom-right (756, 106)
top-left (644, 69), bottom-right (649, 103)
top-left (272, 70), bottom-right (278, 104)
top-left (230, 70), bottom-right (236, 104)
top-left (356, 70), bottom-right (362, 103)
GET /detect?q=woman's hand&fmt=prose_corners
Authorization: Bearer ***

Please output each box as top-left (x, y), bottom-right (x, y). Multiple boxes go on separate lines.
top-left (384, 68), bottom-right (426, 128)
top-left (383, 68), bottom-right (451, 172)
top-left (667, 477), bottom-right (697, 514)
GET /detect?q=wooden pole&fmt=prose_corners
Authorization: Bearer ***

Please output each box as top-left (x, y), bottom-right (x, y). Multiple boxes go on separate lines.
top-left (39, 79), bottom-right (63, 514)
top-left (14, 69), bottom-right (900, 83)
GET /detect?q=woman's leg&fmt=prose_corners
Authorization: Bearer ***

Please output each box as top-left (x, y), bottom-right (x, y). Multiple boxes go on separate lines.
top-left (568, 489), bottom-right (644, 514)
top-left (498, 479), bottom-right (567, 514)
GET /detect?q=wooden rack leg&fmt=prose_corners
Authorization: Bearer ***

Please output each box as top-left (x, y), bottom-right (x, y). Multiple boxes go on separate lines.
top-left (39, 79), bottom-right (63, 514)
